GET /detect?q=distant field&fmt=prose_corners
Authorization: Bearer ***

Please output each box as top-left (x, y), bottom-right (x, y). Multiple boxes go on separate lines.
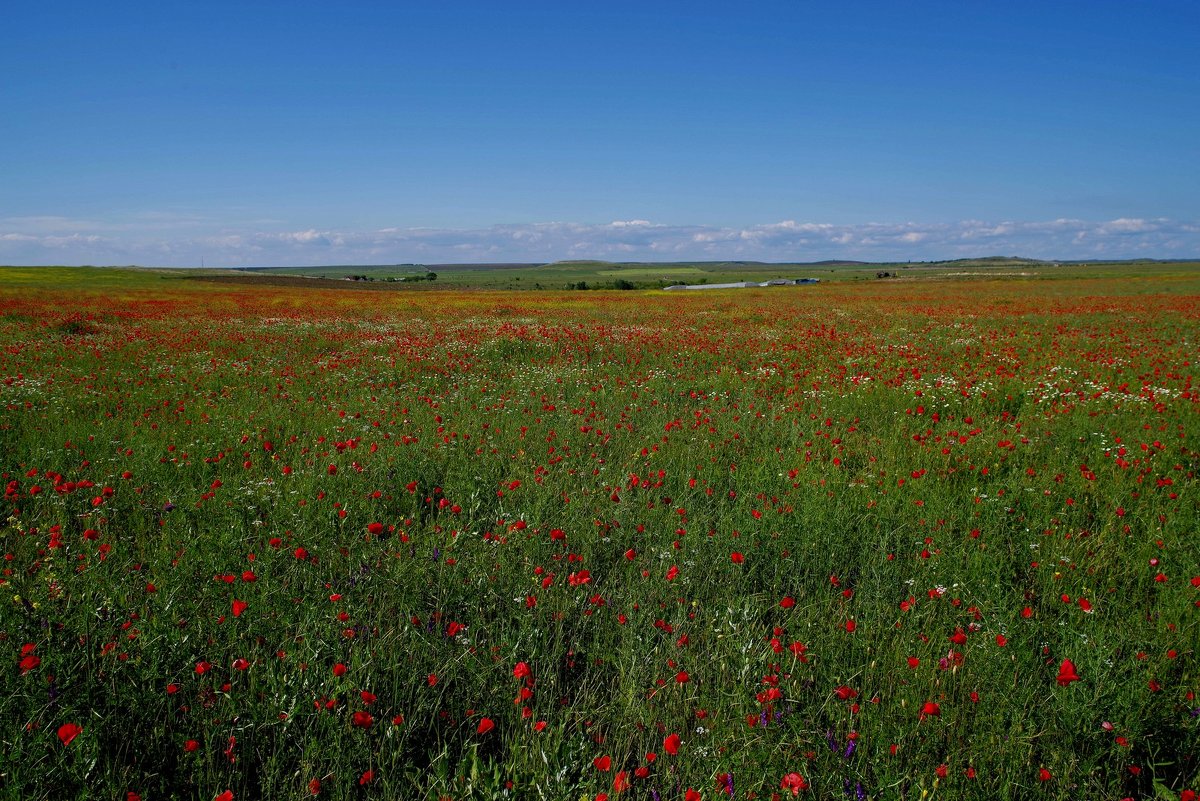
top-left (3, 260), bottom-right (1196, 294)
top-left (595, 267), bottom-right (711, 280)
top-left (214, 257), bottom-right (1200, 291)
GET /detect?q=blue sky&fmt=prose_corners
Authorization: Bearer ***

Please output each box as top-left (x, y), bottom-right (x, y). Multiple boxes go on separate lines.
top-left (3, 1), bottom-right (1198, 266)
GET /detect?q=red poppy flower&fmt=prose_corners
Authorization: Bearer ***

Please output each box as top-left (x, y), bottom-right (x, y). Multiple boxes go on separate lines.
top-left (231, 600), bottom-right (247, 618)
top-left (352, 711), bottom-right (373, 728)
top-left (1056, 658), bottom-right (1080, 687)
top-left (477, 717), bottom-right (494, 734)
top-left (594, 755), bottom-right (612, 772)
top-left (57, 722), bottom-right (82, 746)
top-left (780, 772), bottom-right (809, 795)
top-left (664, 732), bottom-right (681, 755)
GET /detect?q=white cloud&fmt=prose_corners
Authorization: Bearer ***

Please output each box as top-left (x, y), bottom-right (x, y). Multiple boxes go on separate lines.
top-left (1, 216), bottom-right (1198, 267)
top-left (1097, 217), bottom-right (1159, 234)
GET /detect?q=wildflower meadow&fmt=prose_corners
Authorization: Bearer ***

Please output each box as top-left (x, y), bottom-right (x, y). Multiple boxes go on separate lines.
top-left (1, 267), bottom-right (1196, 800)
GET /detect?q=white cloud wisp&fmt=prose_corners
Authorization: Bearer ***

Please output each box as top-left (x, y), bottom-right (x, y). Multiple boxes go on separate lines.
top-left (1, 217), bottom-right (1197, 267)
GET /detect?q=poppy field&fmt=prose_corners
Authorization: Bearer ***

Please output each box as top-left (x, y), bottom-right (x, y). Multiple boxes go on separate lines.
top-left (1, 267), bottom-right (1197, 800)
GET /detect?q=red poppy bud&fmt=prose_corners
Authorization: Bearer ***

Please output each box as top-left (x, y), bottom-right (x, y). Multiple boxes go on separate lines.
top-left (1056, 658), bottom-right (1081, 687)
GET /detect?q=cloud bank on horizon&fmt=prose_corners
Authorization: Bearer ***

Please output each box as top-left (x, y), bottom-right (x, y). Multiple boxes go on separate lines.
top-left (2, 216), bottom-right (1197, 267)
